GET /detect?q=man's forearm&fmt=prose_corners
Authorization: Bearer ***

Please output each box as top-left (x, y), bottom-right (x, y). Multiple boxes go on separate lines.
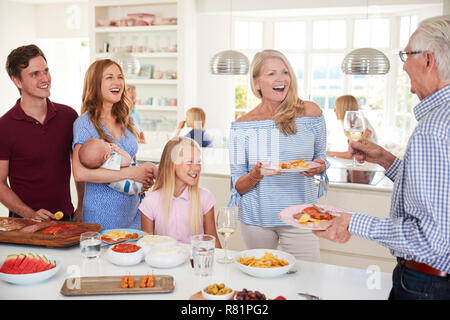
top-left (0, 183), bottom-right (34, 218)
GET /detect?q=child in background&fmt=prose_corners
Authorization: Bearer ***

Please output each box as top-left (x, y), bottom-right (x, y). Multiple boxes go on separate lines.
top-left (139, 137), bottom-right (221, 247)
top-left (175, 107), bottom-right (213, 148)
top-left (126, 84), bottom-right (146, 144)
top-left (78, 137), bottom-right (156, 195)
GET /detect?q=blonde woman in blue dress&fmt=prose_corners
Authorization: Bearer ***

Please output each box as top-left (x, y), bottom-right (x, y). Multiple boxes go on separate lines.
top-left (229, 50), bottom-right (328, 261)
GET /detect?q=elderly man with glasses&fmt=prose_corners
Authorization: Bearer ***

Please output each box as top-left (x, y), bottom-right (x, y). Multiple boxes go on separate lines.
top-left (314, 15), bottom-right (450, 300)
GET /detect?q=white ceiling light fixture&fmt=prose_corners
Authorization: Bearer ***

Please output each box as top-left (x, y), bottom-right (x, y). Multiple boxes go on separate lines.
top-left (210, 0), bottom-right (249, 75)
top-left (341, 1), bottom-right (390, 75)
top-left (108, 6), bottom-right (140, 78)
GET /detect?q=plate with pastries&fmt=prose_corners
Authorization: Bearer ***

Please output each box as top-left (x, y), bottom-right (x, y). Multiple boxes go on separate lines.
top-left (279, 204), bottom-right (352, 230)
top-left (262, 159), bottom-right (321, 173)
top-left (100, 229), bottom-right (147, 246)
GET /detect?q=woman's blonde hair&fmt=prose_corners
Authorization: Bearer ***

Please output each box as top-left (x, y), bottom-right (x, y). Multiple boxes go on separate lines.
top-left (334, 95), bottom-right (359, 121)
top-left (186, 107), bottom-right (206, 129)
top-left (81, 59), bottom-right (139, 143)
top-left (153, 137), bottom-right (203, 235)
top-left (250, 49), bottom-right (305, 136)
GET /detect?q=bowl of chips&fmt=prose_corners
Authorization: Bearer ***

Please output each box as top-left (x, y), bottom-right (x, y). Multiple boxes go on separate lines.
top-left (235, 249), bottom-right (295, 278)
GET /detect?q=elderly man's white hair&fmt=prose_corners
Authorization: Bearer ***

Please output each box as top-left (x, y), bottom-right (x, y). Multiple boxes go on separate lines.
top-left (411, 15), bottom-right (450, 81)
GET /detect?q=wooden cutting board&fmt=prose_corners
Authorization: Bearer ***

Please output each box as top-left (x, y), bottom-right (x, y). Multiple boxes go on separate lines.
top-left (60, 275), bottom-right (174, 296)
top-left (0, 219), bottom-right (102, 248)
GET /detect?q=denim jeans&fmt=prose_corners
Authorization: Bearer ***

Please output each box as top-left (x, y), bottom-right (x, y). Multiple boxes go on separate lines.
top-left (388, 259), bottom-right (450, 300)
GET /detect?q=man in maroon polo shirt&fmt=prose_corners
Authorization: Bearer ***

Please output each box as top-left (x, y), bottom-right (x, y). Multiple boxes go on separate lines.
top-left (0, 44), bottom-right (84, 221)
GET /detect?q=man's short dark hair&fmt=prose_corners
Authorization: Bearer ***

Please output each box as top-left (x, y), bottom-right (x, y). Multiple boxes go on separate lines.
top-left (5, 44), bottom-right (47, 80)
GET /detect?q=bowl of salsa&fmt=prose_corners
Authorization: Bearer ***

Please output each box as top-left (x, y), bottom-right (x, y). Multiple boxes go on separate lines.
top-left (107, 243), bottom-right (143, 266)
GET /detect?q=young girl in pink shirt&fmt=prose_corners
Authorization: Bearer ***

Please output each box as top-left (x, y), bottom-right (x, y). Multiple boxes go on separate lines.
top-left (139, 137), bottom-right (221, 247)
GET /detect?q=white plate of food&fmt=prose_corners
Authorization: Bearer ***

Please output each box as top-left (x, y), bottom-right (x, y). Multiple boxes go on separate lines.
top-left (262, 160), bottom-right (321, 173)
top-left (234, 249), bottom-right (295, 278)
top-left (136, 235), bottom-right (177, 254)
top-left (0, 253), bottom-right (60, 285)
top-left (100, 229), bottom-right (146, 246)
top-left (279, 204), bottom-right (350, 230)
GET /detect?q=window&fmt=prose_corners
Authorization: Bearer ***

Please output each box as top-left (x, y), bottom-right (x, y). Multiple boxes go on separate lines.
top-left (233, 12), bottom-right (425, 156)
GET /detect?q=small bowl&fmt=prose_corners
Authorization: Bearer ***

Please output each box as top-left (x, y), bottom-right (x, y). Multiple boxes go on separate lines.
top-left (202, 286), bottom-right (234, 300)
top-left (145, 245), bottom-right (187, 268)
top-left (0, 254), bottom-right (60, 285)
top-left (107, 245), bottom-right (143, 266)
top-left (137, 235), bottom-right (177, 254)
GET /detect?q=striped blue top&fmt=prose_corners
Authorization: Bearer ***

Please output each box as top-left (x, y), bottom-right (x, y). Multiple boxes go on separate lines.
top-left (228, 115), bottom-right (329, 227)
top-left (349, 85), bottom-right (450, 273)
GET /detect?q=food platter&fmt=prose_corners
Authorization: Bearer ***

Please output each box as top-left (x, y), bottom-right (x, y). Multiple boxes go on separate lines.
top-left (234, 249), bottom-right (295, 278)
top-left (279, 204), bottom-right (348, 230)
top-left (262, 161), bottom-right (320, 173)
top-left (60, 275), bottom-right (174, 296)
top-left (0, 218), bottom-right (102, 248)
top-left (100, 228), bottom-right (147, 246)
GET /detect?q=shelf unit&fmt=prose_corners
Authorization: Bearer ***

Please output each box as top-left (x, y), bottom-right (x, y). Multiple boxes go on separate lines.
top-left (89, 0), bottom-right (196, 147)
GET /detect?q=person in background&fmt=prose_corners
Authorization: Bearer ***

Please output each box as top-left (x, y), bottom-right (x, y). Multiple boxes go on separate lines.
top-left (314, 15), bottom-right (450, 300)
top-left (0, 44), bottom-right (84, 222)
top-left (175, 107), bottom-right (213, 148)
top-left (126, 84), bottom-right (146, 144)
top-left (228, 49), bottom-right (328, 261)
top-left (72, 59), bottom-right (157, 229)
top-left (326, 95), bottom-right (377, 159)
top-left (139, 136), bottom-right (221, 247)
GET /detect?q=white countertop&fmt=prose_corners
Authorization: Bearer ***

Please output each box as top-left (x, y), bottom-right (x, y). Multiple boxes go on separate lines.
top-left (0, 242), bottom-right (392, 300)
top-left (136, 146), bottom-right (393, 192)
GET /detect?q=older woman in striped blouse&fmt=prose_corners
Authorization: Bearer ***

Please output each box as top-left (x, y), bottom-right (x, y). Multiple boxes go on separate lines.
top-left (229, 49), bottom-right (328, 262)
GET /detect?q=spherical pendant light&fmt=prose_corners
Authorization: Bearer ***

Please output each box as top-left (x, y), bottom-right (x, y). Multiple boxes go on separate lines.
top-left (341, 48), bottom-right (390, 75)
top-left (210, 50), bottom-right (250, 75)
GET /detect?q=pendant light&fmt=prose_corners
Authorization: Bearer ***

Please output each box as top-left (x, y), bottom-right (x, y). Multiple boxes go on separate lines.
top-left (108, 6), bottom-right (140, 78)
top-left (210, 0), bottom-right (249, 75)
top-left (341, 1), bottom-right (390, 75)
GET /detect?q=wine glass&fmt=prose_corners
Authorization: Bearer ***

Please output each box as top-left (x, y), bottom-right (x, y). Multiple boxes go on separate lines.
top-left (343, 110), bottom-right (366, 167)
top-left (216, 207), bottom-right (237, 264)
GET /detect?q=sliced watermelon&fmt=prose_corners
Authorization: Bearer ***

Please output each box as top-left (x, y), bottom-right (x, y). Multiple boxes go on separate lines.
top-left (0, 254), bottom-right (17, 273)
top-left (11, 254), bottom-right (26, 272)
top-left (40, 256), bottom-right (55, 271)
top-left (33, 255), bottom-right (46, 272)
top-left (16, 253), bottom-right (35, 274)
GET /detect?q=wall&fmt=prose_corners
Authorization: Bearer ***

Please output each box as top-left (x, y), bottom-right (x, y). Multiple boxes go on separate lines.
top-left (0, 1), bottom-right (37, 117)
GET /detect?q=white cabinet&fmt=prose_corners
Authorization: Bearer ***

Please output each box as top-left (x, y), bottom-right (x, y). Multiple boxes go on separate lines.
top-left (89, 0), bottom-right (196, 147)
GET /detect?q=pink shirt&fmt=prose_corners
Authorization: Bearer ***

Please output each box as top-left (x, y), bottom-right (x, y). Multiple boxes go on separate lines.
top-left (138, 187), bottom-right (215, 244)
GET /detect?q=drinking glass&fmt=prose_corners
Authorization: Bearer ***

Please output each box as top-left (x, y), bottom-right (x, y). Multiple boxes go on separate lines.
top-left (216, 207), bottom-right (237, 264)
top-left (80, 232), bottom-right (102, 259)
top-left (343, 110), bottom-right (366, 167)
top-left (191, 234), bottom-right (216, 277)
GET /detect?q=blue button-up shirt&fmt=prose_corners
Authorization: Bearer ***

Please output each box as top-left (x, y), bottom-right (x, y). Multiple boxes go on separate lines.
top-left (349, 85), bottom-right (450, 273)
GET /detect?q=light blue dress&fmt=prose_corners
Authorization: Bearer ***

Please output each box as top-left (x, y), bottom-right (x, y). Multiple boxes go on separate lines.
top-left (73, 112), bottom-right (141, 230)
top-left (228, 115), bottom-right (329, 227)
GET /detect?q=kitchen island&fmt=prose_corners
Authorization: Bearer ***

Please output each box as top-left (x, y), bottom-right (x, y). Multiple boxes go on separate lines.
top-left (0, 242), bottom-right (392, 300)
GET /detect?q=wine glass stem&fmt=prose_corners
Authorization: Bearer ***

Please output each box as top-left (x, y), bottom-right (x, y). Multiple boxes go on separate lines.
top-left (223, 236), bottom-right (228, 258)
top-left (352, 154), bottom-right (357, 167)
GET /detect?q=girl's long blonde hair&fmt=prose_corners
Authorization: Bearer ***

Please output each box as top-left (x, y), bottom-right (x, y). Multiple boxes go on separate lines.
top-left (153, 137), bottom-right (203, 235)
top-left (81, 59), bottom-right (139, 143)
top-left (334, 95), bottom-right (359, 121)
top-left (250, 49), bottom-right (305, 136)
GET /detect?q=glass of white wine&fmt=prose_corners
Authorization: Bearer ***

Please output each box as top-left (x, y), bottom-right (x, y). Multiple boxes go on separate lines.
top-left (216, 207), bottom-right (237, 264)
top-left (343, 110), bottom-right (366, 167)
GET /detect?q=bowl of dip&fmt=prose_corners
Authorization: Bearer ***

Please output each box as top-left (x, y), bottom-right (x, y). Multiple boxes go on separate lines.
top-left (145, 245), bottom-right (187, 268)
top-left (137, 235), bottom-right (177, 254)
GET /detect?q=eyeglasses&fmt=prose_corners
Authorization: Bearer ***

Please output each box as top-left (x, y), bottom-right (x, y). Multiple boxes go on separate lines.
top-left (398, 50), bottom-right (425, 62)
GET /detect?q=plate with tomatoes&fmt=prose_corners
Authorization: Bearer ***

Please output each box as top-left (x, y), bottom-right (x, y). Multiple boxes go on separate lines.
top-left (100, 229), bottom-right (147, 246)
top-left (279, 204), bottom-right (350, 230)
